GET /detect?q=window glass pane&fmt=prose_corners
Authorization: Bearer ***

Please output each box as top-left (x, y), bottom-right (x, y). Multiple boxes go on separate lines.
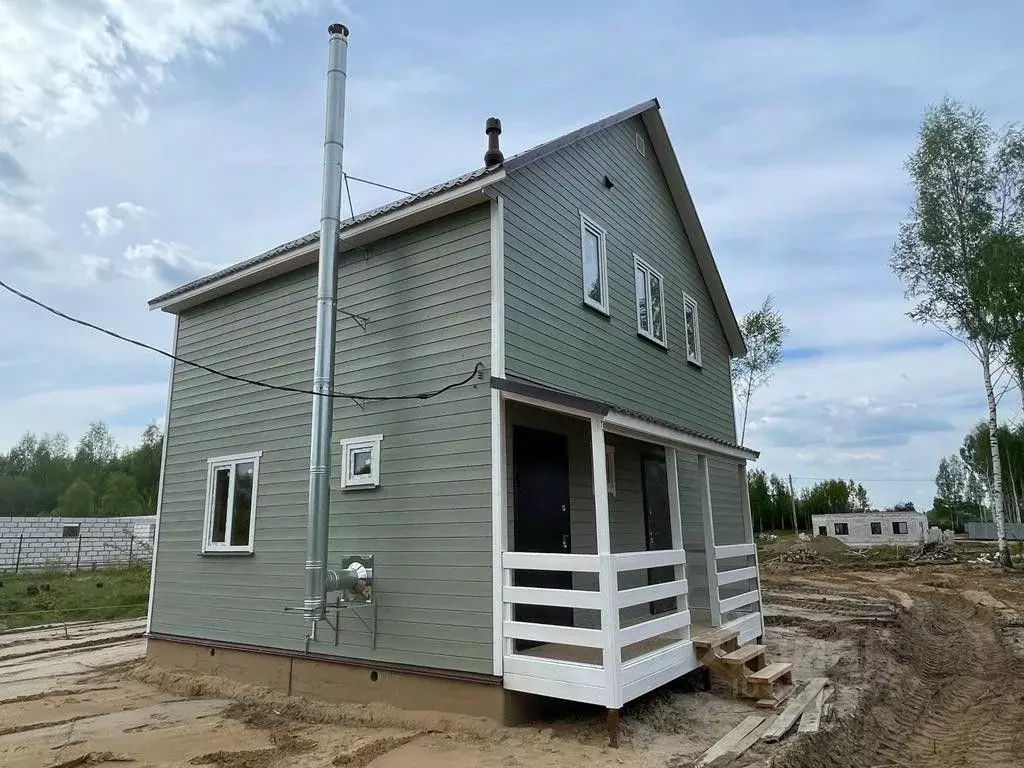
top-left (211, 467), bottom-right (230, 543)
top-left (635, 266), bottom-right (649, 332)
top-left (351, 448), bottom-right (373, 477)
top-left (649, 272), bottom-right (664, 340)
top-left (684, 301), bottom-right (697, 356)
top-left (230, 461), bottom-right (254, 546)
top-left (582, 229), bottom-right (603, 305)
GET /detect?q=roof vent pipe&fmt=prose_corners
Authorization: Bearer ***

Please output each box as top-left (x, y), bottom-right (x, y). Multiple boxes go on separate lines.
top-left (304, 22), bottom-right (349, 629)
top-left (484, 117), bottom-right (503, 167)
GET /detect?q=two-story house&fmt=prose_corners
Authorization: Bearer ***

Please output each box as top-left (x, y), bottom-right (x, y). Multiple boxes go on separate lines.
top-left (144, 98), bottom-right (766, 728)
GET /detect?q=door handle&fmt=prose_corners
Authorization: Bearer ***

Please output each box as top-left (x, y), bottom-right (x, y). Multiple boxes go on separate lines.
top-left (561, 534), bottom-right (570, 551)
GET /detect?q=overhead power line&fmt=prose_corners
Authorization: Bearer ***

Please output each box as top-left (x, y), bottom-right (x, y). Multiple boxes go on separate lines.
top-left (0, 278), bottom-right (483, 403)
top-left (788, 476), bottom-right (933, 483)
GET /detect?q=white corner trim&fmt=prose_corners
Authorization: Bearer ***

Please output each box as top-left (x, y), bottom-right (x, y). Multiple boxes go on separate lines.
top-left (490, 195), bottom-right (506, 377)
top-left (490, 389), bottom-right (509, 676)
top-left (146, 315), bottom-right (178, 634)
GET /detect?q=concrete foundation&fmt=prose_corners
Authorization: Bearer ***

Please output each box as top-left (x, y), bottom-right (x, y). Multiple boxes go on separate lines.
top-left (146, 637), bottom-right (545, 724)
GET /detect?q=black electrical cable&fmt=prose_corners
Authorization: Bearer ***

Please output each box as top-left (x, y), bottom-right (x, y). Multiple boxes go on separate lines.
top-left (0, 278), bottom-right (484, 402)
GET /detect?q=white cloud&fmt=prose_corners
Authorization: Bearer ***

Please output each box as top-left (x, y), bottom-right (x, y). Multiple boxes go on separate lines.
top-left (0, 0), bottom-right (339, 138)
top-left (82, 201), bottom-right (150, 237)
top-left (122, 238), bottom-right (217, 284)
top-left (84, 206), bottom-right (124, 237)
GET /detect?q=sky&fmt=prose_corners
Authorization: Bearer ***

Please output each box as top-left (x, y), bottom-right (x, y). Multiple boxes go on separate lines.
top-left (1, 0), bottom-right (1022, 511)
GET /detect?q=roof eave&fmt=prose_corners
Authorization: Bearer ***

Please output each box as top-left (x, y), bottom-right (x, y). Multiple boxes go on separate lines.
top-left (149, 169), bottom-right (505, 314)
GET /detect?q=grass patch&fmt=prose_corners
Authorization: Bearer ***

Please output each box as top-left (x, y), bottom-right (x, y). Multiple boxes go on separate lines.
top-left (0, 566), bottom-right (150, 629)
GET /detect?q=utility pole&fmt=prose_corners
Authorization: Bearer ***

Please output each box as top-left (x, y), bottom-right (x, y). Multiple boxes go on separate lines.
top-left (788, 474), bottom-right (798, 533)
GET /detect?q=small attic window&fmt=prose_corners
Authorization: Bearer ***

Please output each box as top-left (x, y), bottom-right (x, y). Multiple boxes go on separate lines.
top-left (635, 132), bottom-right (646, 157)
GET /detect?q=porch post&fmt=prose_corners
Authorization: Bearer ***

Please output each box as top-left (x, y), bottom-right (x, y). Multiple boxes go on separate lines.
top-left (491, 390), bottom-right (510, 674)
top-left (590, 416), bottom-right (621, 709)
top-left (737, 461), bottom-right (765, 638)
top-left (698, 454), bottom-right (721, 626)
top-left (665, 447), bottom-right (687, 640)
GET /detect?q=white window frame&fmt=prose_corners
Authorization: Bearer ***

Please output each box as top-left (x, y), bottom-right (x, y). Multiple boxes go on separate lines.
top-left (633, 255), bottom-right (667, 348)
top-left (202, 451), bottom-right (262, 554)
top-left (579, 212), bottom-right (609, 316)
top-left (682, 292), bottom-right (702, 365)
top-left (340, 434), bottom-right (383, 489)
top-left (635, 132), bottom-right (646, 157)
top-left (605, 445), bottom-right (616, 497)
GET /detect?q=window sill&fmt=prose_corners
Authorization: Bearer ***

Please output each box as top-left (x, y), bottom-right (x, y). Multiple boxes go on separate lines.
top-left (583, 300), bottom-right (611, 318)
top-left (686, 357), bottom-right (703, 369)
top-left (197, 550), bottom-right (254, 557)
top-left (637, 331), bottom-right (668, 350)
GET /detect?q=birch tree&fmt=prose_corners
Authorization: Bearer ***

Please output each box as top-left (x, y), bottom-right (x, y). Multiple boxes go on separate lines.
top-left (891, 98), bottom-right (1024, 567)
top-left (732, 294), bottom-right (788, 445)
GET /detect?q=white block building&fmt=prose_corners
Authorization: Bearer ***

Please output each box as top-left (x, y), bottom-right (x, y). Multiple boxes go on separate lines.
top-left (811, 512), bottom-right (927, 547)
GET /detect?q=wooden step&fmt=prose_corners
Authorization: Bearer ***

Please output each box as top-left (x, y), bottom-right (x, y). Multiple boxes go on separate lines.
top-left (693, 628), bottom-right (740, 651)
top-left (721, 644), bottom-right (766, 666)
top-left (746, 662), bottom-right (794, 684)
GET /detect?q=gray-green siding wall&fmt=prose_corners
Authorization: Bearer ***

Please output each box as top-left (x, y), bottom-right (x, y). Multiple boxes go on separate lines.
top-left (496, 115), bottom-right (737, 445)
top-left (496, 115), bottom-right (750, 583)
top-left (149, 204), bottom-right (494, 675)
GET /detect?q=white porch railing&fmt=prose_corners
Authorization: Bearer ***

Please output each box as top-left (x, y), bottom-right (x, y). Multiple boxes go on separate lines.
top-left (501, 548), bottom-right (692, 708)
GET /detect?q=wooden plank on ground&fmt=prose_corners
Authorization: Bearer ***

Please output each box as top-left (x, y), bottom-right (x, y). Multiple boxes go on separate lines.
top-left (720, 715), bottom-right (776, 765)
top-left (761, 678), bottom-right (829, 743)
top-left (694, 715), bottom-right (765, 768)
top-left (797, 686), bottom-right (832, 734)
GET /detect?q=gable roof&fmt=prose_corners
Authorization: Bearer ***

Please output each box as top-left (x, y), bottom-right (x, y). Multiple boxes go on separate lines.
top-left (149, 100), bottom-right (746, 357)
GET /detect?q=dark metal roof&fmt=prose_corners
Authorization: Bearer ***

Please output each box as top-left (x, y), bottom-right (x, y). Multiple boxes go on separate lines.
top-left (148, 165), bottom-right (500, 307)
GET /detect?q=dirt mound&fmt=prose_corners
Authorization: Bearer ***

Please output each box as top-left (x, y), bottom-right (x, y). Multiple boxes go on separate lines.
top-left (806, 536), bottom-right (851, 555)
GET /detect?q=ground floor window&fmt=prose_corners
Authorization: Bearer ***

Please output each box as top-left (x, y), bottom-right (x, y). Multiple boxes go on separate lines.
top-left (818, 526), bottom-right (827, 536)
top-left (203, 452), bottom-right (261, 553)
top-left (339, 434), bottom-right (383, 489)
top-left (834, 522), bottom-right (850, 535)
top-left (870, 522), bottom-right (882, 535)
top-left (892, 521), bottom-right (908, 534)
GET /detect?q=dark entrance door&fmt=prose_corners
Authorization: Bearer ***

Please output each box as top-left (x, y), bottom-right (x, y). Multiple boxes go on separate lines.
top-left (512, 426), bottom-right (573, 635)
top-left (642, 453), bottom-right (677, 615)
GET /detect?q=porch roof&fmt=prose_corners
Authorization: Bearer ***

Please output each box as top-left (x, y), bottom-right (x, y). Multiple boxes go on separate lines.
top-left (491, 376), bottom-right (759, 462)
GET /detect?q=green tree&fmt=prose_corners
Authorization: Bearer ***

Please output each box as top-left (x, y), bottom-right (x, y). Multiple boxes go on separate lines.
top-left (768, 474), bottom-right (794, 531)
top-left (731, 295), bottom-right (788, 445)
top-left (0, 475), bottom-right (39, 516)
top-left (799, 479), bottom-right (870, 517)
top-left (119, 423), bottom-right (163, 514)
top-left (55, 479), bottom-right (97, 517)
top-left (890, 98), bottom-right (1024, 567)
top-left (747, 469), bottom-right (771, 532)
top-left (99, 471), bottom-right (144, 517)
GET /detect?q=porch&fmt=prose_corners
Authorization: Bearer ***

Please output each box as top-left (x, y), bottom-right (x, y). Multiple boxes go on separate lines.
top-left (491, 386), bottom-right (762, 711)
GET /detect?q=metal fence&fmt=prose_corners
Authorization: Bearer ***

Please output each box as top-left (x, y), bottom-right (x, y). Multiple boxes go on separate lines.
top-left (0, 533), bottom-right (154, 574)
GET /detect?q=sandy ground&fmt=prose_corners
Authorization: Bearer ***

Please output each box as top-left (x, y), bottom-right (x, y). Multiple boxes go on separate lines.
top-left (3, 560), bottom-right (1023, 767)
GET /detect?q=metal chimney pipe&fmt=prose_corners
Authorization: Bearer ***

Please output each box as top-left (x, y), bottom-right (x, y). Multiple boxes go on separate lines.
top-left (304, 22), bottom-right (349, 628)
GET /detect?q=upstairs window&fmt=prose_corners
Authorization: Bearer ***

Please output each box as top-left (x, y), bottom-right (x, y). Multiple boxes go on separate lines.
top-left (683, 292), bottom-right (701, 365)
top-left (203, 452), bottom-right (261, 553)
top-left (635, 132), bottom-right (646, 157)
top-left (834, 522), bottom-right (849, 535)
top-left (634, 256), bottom-right (666, 346)
top-left (892, 521), bottom-right (908, 535)
top-left (579, 213), bottom-right (609, 315)
top-left (870, 522), bottom-right (882, 535)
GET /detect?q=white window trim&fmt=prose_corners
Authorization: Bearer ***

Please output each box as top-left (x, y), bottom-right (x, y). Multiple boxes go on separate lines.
top-left (340, 434), bottom-right (383, 489)
top-left (579, 212), bottom-right (610, 316)
top-left (635, 132), bottom-right (646, 157)
top-left (202, 451), bottom-right (262, 554)
top-left (605, 445), bottom-right (616, 497)
top-left (633, 255), bottom-right (667, 348)
top-left (682, 291), bottom-right (702, 365)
